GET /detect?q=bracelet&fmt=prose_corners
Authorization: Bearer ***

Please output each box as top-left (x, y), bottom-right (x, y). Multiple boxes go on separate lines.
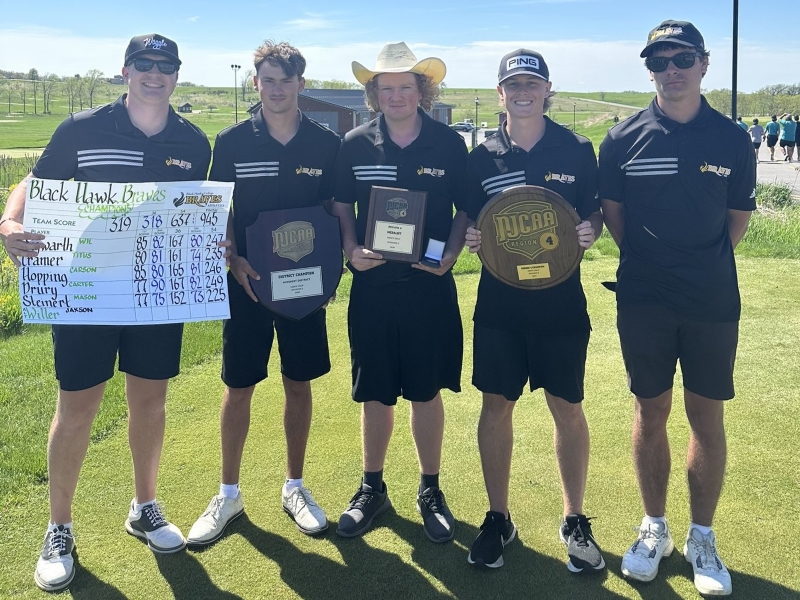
top-left (0, 217), bottom-right (14, 229)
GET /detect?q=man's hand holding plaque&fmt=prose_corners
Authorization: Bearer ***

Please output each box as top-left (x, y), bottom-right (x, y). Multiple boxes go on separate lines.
top-left (473, 185), bottom-right (587, 290)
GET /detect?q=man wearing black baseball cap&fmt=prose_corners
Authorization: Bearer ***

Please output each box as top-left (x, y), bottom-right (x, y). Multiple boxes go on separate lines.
top-left (0, 32), bottom-right (210, 591)
top-left (463, 48), bottom-right (604, 573)
top-left (599, 20), bottom-right (755, 596)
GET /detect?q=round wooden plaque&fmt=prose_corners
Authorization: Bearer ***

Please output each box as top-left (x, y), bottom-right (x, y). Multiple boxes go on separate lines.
top-left (476, 186), bottom-right (583, 290)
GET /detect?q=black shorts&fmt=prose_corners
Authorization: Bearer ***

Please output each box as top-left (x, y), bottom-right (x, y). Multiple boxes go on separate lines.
top-left (617, 304), bottom-right (738, 400)
top-left (752, 142), bottom-right (761, 149)
top-left (780, 139), bottom-right (795, 148)
top-left (472, 323), bottom-right (588, 403)
top-left (222, 271), bottom-right (330, 388)
top-left (348, 273), bottom-right (462, 405)
top-left (767, 134), bottom-right (779, 148)
top-left (52, 323), bottom-right (183, 391)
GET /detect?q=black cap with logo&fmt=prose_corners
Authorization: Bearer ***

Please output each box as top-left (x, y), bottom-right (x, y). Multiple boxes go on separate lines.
top-left (640, 20), bottom-right (705, 58)
top-left (124, 34), bottom-right (181, 66)
top-left (498, 49), bottom-right (549, 84)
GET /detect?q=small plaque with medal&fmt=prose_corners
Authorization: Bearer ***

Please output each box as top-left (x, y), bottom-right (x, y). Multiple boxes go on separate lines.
top-left (364, 186), bottom-right (427, 263)
top-left (476, 185), bottom-right (583, 290)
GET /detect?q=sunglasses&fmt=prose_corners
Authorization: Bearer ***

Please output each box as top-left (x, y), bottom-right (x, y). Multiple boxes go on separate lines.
top-left (645, 52), bottom-right (703, 73)
top-left (130, 59), bottom-right (178, 74)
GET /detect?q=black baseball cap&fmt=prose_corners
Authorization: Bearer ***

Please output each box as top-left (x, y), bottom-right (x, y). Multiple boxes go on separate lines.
top-left (125, 34), bottom-right (181, 66)
top-left (640, 20), bottom-right (705, 58)
top-left (498, 49), bottom-right (549, 84)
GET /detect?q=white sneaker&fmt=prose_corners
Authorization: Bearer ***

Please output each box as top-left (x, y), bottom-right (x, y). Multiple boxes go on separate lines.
top-left (34, 525), bottom-right (76, 592)
top-left (124, 499), bottom-right (186, 553)
top-left (683, 527), bottom-right (732, 596)
top-left (621, 519), bottom-right (674, 582)
top-left (282, 486), bottom-right (328, 535)
top-left (186, 493), bottom-right (244, 547)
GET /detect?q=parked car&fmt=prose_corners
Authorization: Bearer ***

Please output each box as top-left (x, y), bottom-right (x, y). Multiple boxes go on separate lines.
top-left (449, 122), bottom-right (474, 132)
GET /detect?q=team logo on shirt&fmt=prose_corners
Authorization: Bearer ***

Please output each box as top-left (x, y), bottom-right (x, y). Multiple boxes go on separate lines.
top-left (272, 220), bottom-right (315, 262)
top-left (700, 162), bottom-right (731, 177)
top-left (386, 198), bottom-right (408, 219)
top-left (492, 200), bottom-right (559, 260)
top-left (166, 157), bottom-right (192, 170)
top-left (417, 166), bottom-right (446, 177)
top-left (544, 171), bottom-right (575, 184)
top-left (296, 165), bottom-right (323, 177)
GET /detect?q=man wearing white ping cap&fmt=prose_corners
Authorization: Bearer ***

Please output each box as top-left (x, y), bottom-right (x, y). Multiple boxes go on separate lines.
top-left (464, 49), bottom-right (605, 572)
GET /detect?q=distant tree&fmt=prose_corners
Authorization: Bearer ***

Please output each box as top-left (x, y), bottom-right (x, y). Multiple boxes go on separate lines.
top-left (63, 75), bottom-right (80, 113)
top-left (19, 80), bottom-right (27, 114)
top-left (0, 79), bottom-right (11, 114)
top-left (84, 69), bottom-right (103, 108)
top-left (176, 81), bottom-right (197, 87)
top-left (27, 69), bottom-right (39, 114)
top-left (439, 82), bottom-right (447, 95)
top-left (40, 73), bottom-right (57, 114)
top-left (208, 105), bottom-right (216, 113)
top-left (242, 69), bottom-right (255, 101)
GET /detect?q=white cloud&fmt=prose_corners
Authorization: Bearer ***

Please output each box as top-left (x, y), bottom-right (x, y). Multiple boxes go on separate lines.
top-left (188, 16), bottom-right (200, 22)
top-left (284, 13), bottom-right (338, 31)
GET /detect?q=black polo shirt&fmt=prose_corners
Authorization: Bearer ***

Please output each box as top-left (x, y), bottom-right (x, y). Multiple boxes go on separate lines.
top-left (466, 117), bottom-right (600, 335)
top-left (334, 108), bottom-right (470, 286)
top-left (598, 96), bottom-right (756, 322)
top-left (210, 108), bottom-right (340, 259)
top-left (32, 94), bottom-right (210, 184)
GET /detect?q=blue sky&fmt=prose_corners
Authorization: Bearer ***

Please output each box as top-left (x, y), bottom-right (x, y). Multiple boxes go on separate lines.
top-left (1, 1), bottom-right (797, 92)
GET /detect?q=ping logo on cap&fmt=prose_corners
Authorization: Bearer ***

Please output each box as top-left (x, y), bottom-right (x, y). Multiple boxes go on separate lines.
top-left (507, 55), bottom-right (540, 70)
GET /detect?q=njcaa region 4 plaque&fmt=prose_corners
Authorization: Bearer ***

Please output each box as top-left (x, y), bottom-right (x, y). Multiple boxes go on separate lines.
top-left (476, 185), bottom-right (582, 290)
top-left (246, 206), bottom-right (342, 320)
top-left (365, 186), bottom-right (427, 263)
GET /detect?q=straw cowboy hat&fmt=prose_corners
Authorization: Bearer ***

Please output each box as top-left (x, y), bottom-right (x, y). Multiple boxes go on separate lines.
top-left (352, 42), bottom-right (446, 86)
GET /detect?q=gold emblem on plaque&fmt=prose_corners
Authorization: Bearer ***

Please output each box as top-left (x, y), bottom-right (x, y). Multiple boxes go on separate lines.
top-left (272, 220), bottom-right (315, 262)
top-left (492, 200), bottom-right (559, 260)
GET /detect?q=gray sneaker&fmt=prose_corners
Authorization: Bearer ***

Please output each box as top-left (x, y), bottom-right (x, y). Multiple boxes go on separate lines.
top-left (416, 487), bottom-right (455, 542)
top-left (125, 499), bottom-right (186, 553)
top-left (336, 482), bottom-right (391, 537)
top-left (187, 493), bottom-right (245, 547)
top-left (34, 525), bottom-right (76, 592)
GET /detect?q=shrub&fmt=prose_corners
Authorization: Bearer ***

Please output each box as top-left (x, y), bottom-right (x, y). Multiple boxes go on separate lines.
top-left (0, 289), bottom-right (22, 335)
top-left (756, 181), bottom-right (794, 209)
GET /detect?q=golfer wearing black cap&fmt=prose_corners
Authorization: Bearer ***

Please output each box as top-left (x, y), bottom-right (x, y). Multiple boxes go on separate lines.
top-left (0, 33), bottom-right (210, 592)
top-left (463, 49), bottom-right (604, 573)
top-left (599, 20), bottom-right (755, 596)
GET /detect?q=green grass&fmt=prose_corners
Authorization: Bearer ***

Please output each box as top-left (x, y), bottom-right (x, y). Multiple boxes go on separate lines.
top-left (0, 257), bottom-right (799, 599)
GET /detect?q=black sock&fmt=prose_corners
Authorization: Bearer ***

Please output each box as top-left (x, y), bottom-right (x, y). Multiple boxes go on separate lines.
top-left (363, 470), bottom-right (383, 490)
top-left (420, 473), bottom-right (439, 493)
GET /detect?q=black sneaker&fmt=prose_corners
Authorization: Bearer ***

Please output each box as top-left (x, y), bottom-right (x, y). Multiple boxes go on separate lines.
top-left (336, 481), bottom-right (392, 537)
top-left (34, 525), bottom-right (76, 592)
top-left (559, 514), bottom-right (605, 573)
top-left (417, 487), bottom-right (455, 543)
top-left (467, 511), bottom-right (516, 569)
top-left (125, 500), bottom-right (186, 553)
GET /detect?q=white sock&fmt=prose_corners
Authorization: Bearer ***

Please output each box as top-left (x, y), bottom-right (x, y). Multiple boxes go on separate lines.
top-left (690, 522), bottom-right (712, 536)
top-left (220, 483), bottom-right (240, 499)
top-left (133, 499), bottom-right (155, 513)
top-left (283, 478), bottom-right (303, 493)
top-left (643, 515), bottom-right (667, 527)
top-left (49, 521), bottom-right (73, 531)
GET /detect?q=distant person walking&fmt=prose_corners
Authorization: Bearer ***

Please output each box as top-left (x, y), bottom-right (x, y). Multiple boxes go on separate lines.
top-left (764, 115), bottom-right (780, 161)
top-left (778, 113), bottom-right (796, 161)
top-left (736, 116), bottom-right (747, 131)
top-left (747, 118), bottom-right (765, 162)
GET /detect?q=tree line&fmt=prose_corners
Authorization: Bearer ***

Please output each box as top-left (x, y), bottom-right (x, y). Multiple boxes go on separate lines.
top-left (1, 69), bottom-right (108, 114)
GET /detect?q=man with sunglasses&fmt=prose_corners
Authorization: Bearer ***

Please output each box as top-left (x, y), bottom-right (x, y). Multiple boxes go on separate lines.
top-left (186, 40), bottom-right (340, 547)
top-left (0, 33), bottom-right (210, 592)
top-left (599, 20), bottom-right (755, 597)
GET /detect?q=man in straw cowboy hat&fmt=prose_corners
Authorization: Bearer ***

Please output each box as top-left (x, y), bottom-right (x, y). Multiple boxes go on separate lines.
top-left (330, 42), bottom-right (470, 541)
top-left (462, 49), bottom-right (605, 572)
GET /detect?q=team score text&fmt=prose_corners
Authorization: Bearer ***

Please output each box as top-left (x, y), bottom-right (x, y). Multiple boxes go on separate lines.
top-left (205, 261), bottom-right (222, 275)
top-left (169, 278), bottom-right (186, 291)
top-left (206, 288), bottom-right (227, 303)
top-left (205, 274), bottom-right (224, 288)
top-left (170, 249), bottom-right (183, 262)
top-left (134, 264), bottom-right (147, 279)
top-left (134, 293), bottom-right (148, 308)
top-left (170, 212), bottom-right (192, 227)
top-left (191, 290), bottom-right (205, 303)
top-left (169, 234), bottom-right (184, 248)
top-left (151, 292), bottom-right (166, 306)
top-left (109, 215), bottom-right (132, 233)
top-left (134, 280), bottom-right (148, 293)
top-left (205, 232), bottom-right (223, 246)
top-left (169, 263), bottom-right (185, 278)
top-left (135, 236), bottom-right (149, 250)
top-left (140, 214), bottom-right (163, 230)
top-left (204, 247), bottom-right (223, 261)
top-left (200, 211), bottom-right (218, 227)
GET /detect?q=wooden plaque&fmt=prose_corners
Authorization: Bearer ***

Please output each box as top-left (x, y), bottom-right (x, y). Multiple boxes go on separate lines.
top-left (364, 186), bottom-right (427, 263)
top-left (245, 205), bottom-right (342, 321)
top-left (476, 186), bottom-right (583, 290)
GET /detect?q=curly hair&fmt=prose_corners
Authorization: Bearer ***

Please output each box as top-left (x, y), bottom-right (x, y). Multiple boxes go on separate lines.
top-left (254, 40), bottom-right (306, 78)
top-left (364, 73), bottom-right (441, 112)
